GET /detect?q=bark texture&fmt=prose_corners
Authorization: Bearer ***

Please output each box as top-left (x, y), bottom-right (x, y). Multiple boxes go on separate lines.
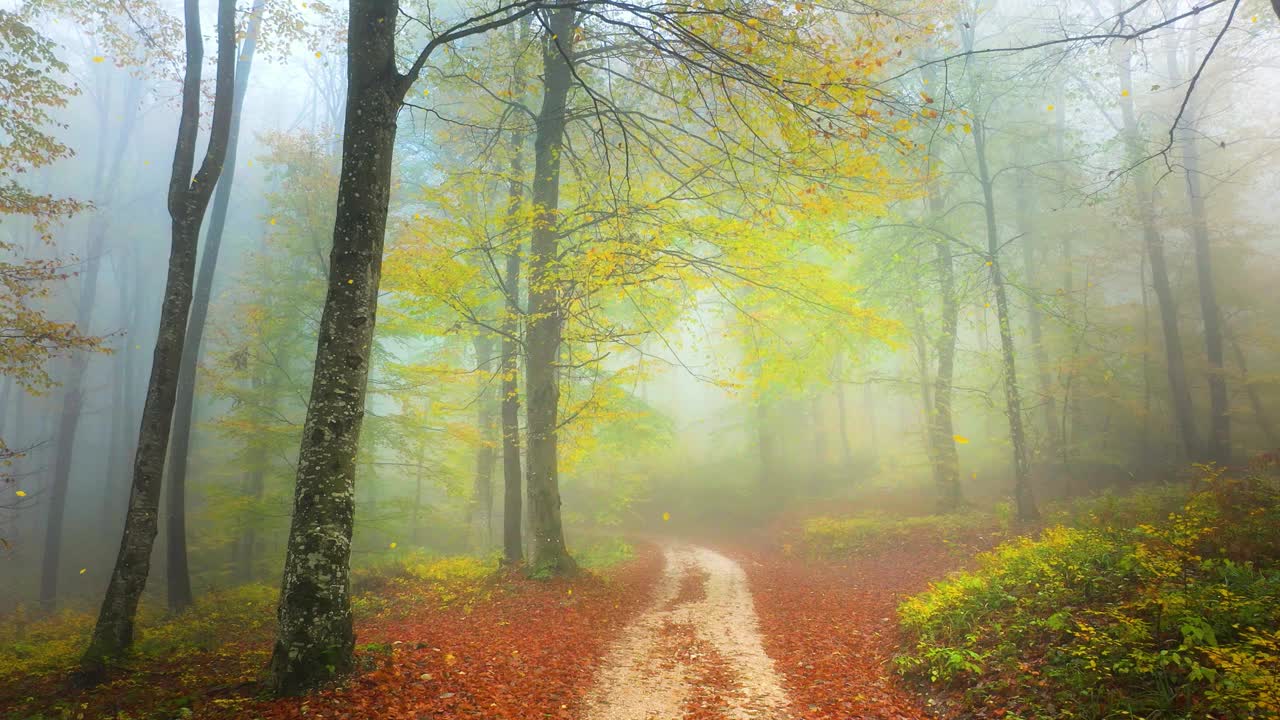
top-left (524, 6), bottom-right (578, 577)
top-left (268, 0), bottom-right (401, 694)
top-left (82, 0), bottom-right (236, 669)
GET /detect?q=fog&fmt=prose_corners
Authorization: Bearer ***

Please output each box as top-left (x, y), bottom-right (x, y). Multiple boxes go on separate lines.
top-left (2, 0), bottom-right (1279, 711)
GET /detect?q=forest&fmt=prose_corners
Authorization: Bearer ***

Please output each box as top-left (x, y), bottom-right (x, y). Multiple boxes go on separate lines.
top-left (2, 0), bottom-right (1280, 717)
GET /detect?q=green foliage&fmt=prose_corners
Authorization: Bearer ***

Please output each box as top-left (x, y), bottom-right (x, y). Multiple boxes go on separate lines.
top-left (801, 511), bottom-right (999, 558)
top-left (351, 551), bottom-right (497, 615)
top-left (572, 538), bottom-right (635, 570)
top-left (0, 584), bottom-right (276, 683)
top-left (897, 475), bottom-right (1280, 719)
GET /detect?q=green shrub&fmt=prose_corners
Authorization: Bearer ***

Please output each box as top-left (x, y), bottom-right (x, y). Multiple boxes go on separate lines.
top-left (896, 472), bottom-right (1280, 719)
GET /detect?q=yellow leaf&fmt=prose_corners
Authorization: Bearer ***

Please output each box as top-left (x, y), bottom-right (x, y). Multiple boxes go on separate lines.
top-left (1121, 89), bottom-right (1130, 97)
top-left (269, 217), bottom-right (277, 225)
top-left (15, 490), bottom-right (26, 497)
top-left (92, 56), bottom-right (105, 63)
top-left (389, 541), bottom-right (397, 549)
top-left (79, 568), bottom-right (87, 574)
top-left (662, 511), bottom-right (670, 522)
top-left (315, 51), bottom-right (323, 58)
top-left (953, 435), bottom-right (970, 444)
top-left (1047, 104), bottom-right (1055, 111)
top-left (962, 123), bottom-right (972, 134)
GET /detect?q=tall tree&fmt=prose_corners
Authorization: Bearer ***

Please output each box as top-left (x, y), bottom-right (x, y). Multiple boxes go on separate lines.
top-left (39, 74), bottom-right (142, 612)
top-left (165, 0), bottom-right (268, 613)
top-left (82, 0), bottom-right (237, 670)
top-left (1166, 40), bottom-right (1229, 464)
top-left (1113, 40), bottom-right (1200, 462)
top-left (470, 334), bottom-right (497, 549)
top-left (960, 12), bottom-right (1038, 523)
top-left (523, 4), bottom-right (579, 576)
top-left (266, 0), bottom-right (541, 693)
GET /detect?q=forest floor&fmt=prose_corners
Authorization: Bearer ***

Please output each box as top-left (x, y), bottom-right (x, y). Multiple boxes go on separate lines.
top-left (2, 531), bottom-right (976, 720)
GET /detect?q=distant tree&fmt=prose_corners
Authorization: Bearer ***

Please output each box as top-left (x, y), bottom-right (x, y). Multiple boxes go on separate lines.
top-left (0, 8), bottom-right (103, 543)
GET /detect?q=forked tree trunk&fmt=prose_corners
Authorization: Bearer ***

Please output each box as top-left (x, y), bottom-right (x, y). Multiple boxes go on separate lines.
top-left (81, 0), bottom-right (236, 669)
top-left (166, 0), bottom-right (267, 613)
top-left (524, 6), bottom-right (578, 577)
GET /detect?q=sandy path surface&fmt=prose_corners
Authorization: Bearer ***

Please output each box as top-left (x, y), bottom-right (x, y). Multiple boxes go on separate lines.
top-left (583, 544), bottom-right (792, 720)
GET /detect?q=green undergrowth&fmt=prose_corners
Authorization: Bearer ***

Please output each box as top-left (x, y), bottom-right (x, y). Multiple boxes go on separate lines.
top-left (0, 583), bottom-right (278, 685)
top-left (799, 509), bottom-right (1002, 558)
top-left (0, 552), bottom-right (502, 689)
top-left (896, 467), bottom-right (1280, 719)
top-left (573, 537), bottom-right (635, 570)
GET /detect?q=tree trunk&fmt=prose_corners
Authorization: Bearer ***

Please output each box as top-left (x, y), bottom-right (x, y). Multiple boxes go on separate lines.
top-left (1183, 135), bottom-right (1228, 463)
top-left (500, 208), bottom-right (524, 566)
top-left (756, 399), bottom-right (776, 486)
top-left (470, 335), bottom-right (497, 550)
top-left (1225, 322), bottom-right (1277, 448)
top-left (82, 0), bottom-right (236, 670)
top-left (1115, 43), bottom-right (1200, 462)
top-left (930, 232), bottom-right (962, 511)
top-left (42, 247), bottom-right (103, 611)
top-left (165, 0), bottom-right (266, 613)
top-left (810, 395), bottom-right (827, 493)
top-left (268, 0), bottom-right (407, 694)
top-left (832, 355), bottom-right (853, 473)
top-left (972, 119), bottom-right (1038, 525)
top-left (1015, 183), bottom-right (1061, 465)
top-left (524, 6), bottom-right (578, 577)
top-left (41, 76), bottom-right (142, 614)
top-left (498, 32), bottom-right (528, 563)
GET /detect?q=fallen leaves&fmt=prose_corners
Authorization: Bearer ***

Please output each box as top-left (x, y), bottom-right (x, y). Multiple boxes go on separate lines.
top-left (2, 547), bottom-right (662, 720)
top-left (738, 538), bottom-right (974, 719)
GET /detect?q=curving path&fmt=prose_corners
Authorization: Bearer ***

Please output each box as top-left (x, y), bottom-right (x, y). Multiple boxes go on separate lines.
top-left (583, 544), bottom-right (792, 720)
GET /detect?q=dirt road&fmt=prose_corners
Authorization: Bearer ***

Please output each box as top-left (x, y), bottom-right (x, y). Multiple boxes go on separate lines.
top-left (584, 544), bottom-right (792, 720)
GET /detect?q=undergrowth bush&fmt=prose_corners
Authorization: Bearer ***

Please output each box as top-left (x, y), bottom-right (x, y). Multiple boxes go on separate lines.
top-left (896, 469), bottom-right (1280, 719)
